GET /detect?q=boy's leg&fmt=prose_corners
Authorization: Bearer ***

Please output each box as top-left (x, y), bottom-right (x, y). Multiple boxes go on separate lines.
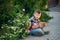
top-left (30, 28), bottom-right (45, 36)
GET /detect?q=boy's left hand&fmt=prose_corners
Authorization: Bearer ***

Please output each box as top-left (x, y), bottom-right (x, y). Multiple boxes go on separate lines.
top-left (43, 22), bottom-right (47, 26)
top-left (39, 22), bottom-right (47, 28)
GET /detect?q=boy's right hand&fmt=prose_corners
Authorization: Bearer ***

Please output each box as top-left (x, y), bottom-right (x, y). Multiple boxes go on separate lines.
top-left (32, 23), bottom-right (37, 29)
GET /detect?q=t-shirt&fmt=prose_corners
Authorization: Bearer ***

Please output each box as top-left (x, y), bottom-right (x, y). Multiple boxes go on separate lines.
top-left (29, 16), bottom-right (40, 30)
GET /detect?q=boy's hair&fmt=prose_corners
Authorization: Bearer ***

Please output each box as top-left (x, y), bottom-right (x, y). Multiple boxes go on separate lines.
top-left (34, 9), bottom-right (41, 14)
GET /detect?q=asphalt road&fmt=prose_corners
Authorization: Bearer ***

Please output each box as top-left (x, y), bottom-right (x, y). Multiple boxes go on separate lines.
top-left (49, 5), bottom-right (60, 12)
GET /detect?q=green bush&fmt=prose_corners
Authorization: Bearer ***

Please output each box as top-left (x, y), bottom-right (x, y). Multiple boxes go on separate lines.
top-left (0, 11), bottom-right (29, 40)
top-left (40, 12), bottom-right (52, 22)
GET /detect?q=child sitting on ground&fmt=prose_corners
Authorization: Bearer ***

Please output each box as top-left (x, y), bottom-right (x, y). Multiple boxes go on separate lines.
top-left (27, 9), bottom-right (49, 36)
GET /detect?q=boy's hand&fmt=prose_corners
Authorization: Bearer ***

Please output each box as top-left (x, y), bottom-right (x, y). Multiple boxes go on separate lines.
top-left (39, 22), bottom-right (47, 28)
top-left (32, 23), bottom-right (37, 29)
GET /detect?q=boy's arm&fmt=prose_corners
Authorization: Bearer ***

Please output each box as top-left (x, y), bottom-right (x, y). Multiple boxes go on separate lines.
top-left (39, 22), bottom-right (47, 28)
top-left (26, 18), bottom-right (37, 30)
top-left (26, 17), bottom-right (34, 32)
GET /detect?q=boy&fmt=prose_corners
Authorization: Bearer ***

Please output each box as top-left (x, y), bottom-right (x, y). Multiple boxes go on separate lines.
top-left (27, 10), bottom-right (48, 36)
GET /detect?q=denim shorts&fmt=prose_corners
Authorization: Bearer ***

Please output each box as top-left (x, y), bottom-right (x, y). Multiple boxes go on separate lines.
top-left (29, 28), bottom-right (44, 35)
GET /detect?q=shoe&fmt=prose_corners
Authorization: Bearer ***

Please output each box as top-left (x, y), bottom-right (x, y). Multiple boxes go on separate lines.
top-left (44, 31), bottom-right (50, 35)
top-left (31, 32), bottom-right (44, 36)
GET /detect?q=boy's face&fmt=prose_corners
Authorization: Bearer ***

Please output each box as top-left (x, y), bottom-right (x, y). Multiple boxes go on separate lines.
top-left (34, 12), bottom-right (41, 19)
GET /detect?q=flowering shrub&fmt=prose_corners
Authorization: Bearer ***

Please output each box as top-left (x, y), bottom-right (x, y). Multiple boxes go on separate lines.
top-left (0, 12), bottom-right (29, 40)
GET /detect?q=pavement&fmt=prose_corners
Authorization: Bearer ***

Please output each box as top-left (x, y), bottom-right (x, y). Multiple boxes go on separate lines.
top-left (49, 5), bottom-right (60, 12)
top-left (24, 6), bottom-right (60, 40)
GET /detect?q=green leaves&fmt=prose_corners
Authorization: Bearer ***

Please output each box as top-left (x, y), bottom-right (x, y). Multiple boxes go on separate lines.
top-left (40, 12), bottom-right (52, 22)
top-left (0, 13), bottom-right (29, 40)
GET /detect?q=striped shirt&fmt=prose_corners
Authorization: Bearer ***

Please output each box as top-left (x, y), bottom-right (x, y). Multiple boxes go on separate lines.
top-left (29, 16), bottom-right (40, 30)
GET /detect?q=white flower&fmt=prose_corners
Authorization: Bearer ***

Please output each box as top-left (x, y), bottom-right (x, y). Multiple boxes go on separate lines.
top-left (11, 27), bottom-right (16, 31)
top-left (1, 26), bottom-right (3, 29)
top-left (8, 20), bottom-right (10, 22)
top-left (16, 20), bottom-right (20, 22)
top-left (10, 36), bottom-right (12, 38)
top-left (19, 29), bottom-right (22, 32)
top-left (11, 27), bottom-right (14, 29)
top-left (14, 32), bottom-right (16, 34)
top-left (22, 24), bottom-right (24, 25)
top-left (23, 21), bottom-right (25, 23)
top-left (13, 20), bottom-right (15, 22)
top-left (22, 9), bottom-right (25, 11)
